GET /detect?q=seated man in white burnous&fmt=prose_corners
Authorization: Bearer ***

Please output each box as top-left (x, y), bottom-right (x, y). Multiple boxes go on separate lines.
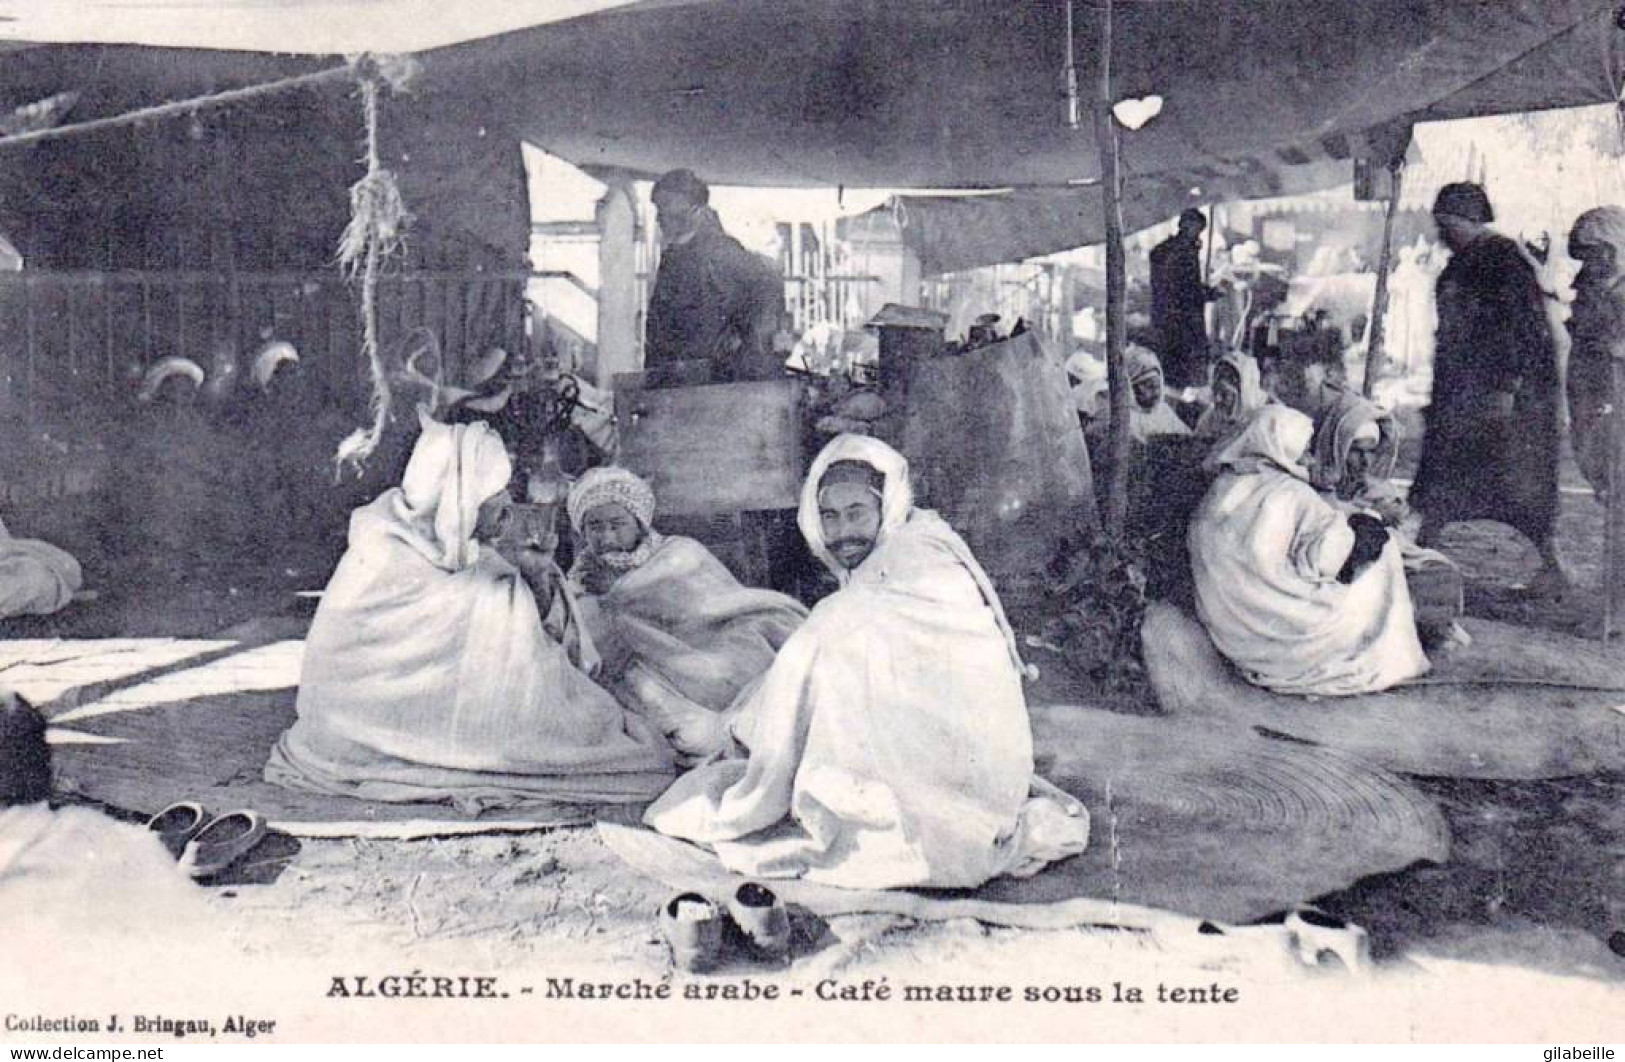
top-left (645, 434), bottom-right (1088, 890)
top-left (1187, 405), bottom-right (1430, 696)
top-left (266, 415), bottom-right (674, 811)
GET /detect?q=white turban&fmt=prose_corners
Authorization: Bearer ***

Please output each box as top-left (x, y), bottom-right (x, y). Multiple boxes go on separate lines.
top-left (137, 357), bottom-right (205, 402)
top-left (567, 466), bottom-right (656, 534)
top-left (1205, 405), bottom-right (1315, 480)
top-left (251, 341), bottom-right (300, 389)
top-left (397, 412), bottom-right (513, 572)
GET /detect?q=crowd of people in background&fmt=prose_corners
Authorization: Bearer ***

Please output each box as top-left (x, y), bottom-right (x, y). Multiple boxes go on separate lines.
top-left (104, 340), bottom-right (356, 579)
top-left (0, 334), bottom-right (364, 622)
top-left (6, 173), bottom-right (1625, 978)
top-left (1073, 181), bottom-right (1609, 697)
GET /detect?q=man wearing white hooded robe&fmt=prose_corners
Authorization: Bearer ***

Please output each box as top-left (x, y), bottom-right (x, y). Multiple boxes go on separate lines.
top-left (1188, 405), bottom-right (1430, 696)
top-left (644, 434), bottom-right (1087, 890)
top-left (266, 415), bottom-right (674, 811)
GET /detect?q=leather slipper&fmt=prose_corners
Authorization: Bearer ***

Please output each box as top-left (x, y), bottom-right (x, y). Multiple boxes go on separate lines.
top-left (145, 801), bottom-right (209, 860)
top-left (179, 810), bottom-right (268, 880)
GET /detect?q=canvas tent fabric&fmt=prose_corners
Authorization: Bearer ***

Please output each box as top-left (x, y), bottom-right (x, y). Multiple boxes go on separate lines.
top-left (0, 1), bottom-right (1618, 193)
top-left (0, 44), bottom-right (531, 275)
top-left (422, 0), bottom-right (1625, 189)
top-left (0, 1), bottom-right (656, 56)
top-left (863, 158), bottom-right (1356, 279)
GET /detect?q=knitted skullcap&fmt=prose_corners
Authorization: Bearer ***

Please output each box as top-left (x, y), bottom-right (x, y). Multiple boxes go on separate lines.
top-left (817, 459), bottom-right (885, 498)
top-left (567, 466), bottom-right (656, 533)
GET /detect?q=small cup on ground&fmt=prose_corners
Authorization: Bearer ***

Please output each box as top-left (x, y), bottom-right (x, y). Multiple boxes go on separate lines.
top-left (728, 882), bottom-right (791, 961)
top-left (660, 892), bottom-right (726, 973)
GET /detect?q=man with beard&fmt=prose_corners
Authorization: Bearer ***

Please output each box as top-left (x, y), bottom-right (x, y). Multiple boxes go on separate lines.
top-left (265, 417), bottom-right (674, 811)
top-left (564, 466), bottom-right (807, 762)
top-left (644, 435), bottom-right (1088, 890)
top-left (1126, 345), bottom-right (1194, 442)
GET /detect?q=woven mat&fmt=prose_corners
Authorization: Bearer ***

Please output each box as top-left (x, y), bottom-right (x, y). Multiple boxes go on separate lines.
top-left (1143, 602), bottom-right (1625, 780)
top-left (603, 705), bottom-right (1448, 926)
top-left (30, 622), bottom-right (635, 838)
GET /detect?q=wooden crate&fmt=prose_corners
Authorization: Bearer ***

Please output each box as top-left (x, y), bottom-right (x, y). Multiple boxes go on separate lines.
top-left (614, 377), bottom-right (807, 518)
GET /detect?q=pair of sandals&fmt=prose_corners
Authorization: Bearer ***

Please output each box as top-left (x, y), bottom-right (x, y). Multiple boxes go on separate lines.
top-left (147, 802), bottom-right (268, 880)
top-left (660, 883), bottom-right (791, 973)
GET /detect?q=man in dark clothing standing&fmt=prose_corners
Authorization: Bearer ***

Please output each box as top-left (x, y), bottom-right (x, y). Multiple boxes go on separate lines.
top-left (1149, 208), bottom-right (1220, 391)
top-left (645, 170), bottom-right (785, 383)
top-left (1412, 182), bottom-right (1570, 596)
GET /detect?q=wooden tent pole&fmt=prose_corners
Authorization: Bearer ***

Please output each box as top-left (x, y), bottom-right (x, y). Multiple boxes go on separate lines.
top-left (1203, 202), bottom-right (1218, 352)
top-left (1094, 0), bottom-right (1131, 539)
top-left (1604, 104), bottom-right (1625, 644)
top-left (1608, 354), bottom-right (1624, 642)
top-left (1363, 158), bottom-right (1404, 399)
top-left (1203, 201), bottom-right (1217, 282)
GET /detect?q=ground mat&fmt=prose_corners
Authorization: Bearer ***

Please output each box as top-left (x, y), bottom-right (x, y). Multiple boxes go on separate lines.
top-left (29, 631), bottom-right (636, 838)
top-left (1142, 602), bottom-right (1625, 780)
top-left (603, 705), bottom-right (1448, 926)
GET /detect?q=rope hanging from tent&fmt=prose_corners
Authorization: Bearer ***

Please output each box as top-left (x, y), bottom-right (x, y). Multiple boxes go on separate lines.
top-left (333, 54), bottom-right (420, 477)
top-left (0, 48), bottom-right (420, 476)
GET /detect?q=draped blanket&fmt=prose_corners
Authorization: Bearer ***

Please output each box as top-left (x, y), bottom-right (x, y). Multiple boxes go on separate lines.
top-left (0, 515), bottom-right (80, 619)
top-left (646, 434), bottom-right (1087, 890)
top-left (1190, 408), bottom-right (1429, 696)
top-left (579, 535), bottom-right (806, 721)
top-left (0, 804), bottom-right (215, 948)
top-left (267, 419), bottom-right (674, 812)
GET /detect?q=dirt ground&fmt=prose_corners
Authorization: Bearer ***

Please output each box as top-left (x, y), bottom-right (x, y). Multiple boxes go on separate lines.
top-left (12, 472), bottom-right (1625, 1008)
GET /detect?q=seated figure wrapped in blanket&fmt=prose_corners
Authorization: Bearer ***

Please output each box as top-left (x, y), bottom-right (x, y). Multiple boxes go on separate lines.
top-left (1126, 345), bottom-right (1194, 443)
top-left (1193, 350), bottom-right (1272, 441)
top-left (564, 466), bottom-right (808, 763)
top-left (1188, 406), bottom-right (1430, 696)
top-left (1309, 388), bottom-right (1469, 651)
top-left (645, 434), bottom-right (1088, 890)
top-left (0, 513), bottom-right (81, 622)
top-left (265, 414), bottom-right (674, 813)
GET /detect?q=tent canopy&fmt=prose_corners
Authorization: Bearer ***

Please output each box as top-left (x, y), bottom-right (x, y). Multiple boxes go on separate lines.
top-left (0, 0), bottom-right (1619, 277)
top-left (0, 0), bottom-right (655, 55)
top-left (0, 0), bottom-right (1619, 191)
top-left (413, 0), bottom-right (1625, 189)
top-left (853, 157), bottom-right (1357, 276)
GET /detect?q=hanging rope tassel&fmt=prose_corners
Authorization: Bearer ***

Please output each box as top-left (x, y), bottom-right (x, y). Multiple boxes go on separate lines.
top-left (334, 54), bottom-right (418, 478)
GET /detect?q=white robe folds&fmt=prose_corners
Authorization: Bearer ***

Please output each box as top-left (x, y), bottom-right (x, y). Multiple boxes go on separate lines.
top-left (266, 418), bottom-right (674, 811)
top-left (646, 434), bottom-right (1086, 889)
top-left (0, 515), bottom-right (81, 620)
top-left (0, 803), bottom-right (216, 948)
top-left (577, 535), bottom-right (806, 749)
top-left (1189, 407), bottom-right (1429, 696)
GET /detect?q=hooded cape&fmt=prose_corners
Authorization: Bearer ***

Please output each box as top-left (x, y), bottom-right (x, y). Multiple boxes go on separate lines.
top-left (266, 417), bottom-right (674, 811)
top-left (1189, 407), bottom-right (1429, 696)
top-left (644, 434), bottom-right (1086, 889)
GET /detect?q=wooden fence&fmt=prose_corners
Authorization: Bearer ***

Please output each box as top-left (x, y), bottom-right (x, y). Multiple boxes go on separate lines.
top-left (0, 269), bottom-right (555, 428)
